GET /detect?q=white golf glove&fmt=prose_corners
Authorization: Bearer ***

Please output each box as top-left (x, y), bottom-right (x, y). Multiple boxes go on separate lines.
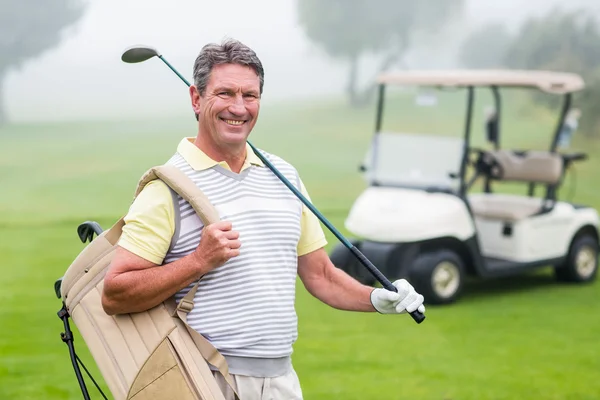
top-left (370, 279), bottom-right (426, 314)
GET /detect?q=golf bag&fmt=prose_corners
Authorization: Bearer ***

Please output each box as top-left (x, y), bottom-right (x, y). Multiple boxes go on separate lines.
top-left (55, 164), bottom-right (240, 400)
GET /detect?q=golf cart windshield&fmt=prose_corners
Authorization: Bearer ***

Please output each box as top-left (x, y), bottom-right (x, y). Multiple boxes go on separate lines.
top-left (362, 132), bottom-right (464, 192)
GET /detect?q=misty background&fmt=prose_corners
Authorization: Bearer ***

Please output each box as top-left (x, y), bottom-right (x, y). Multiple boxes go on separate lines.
top-left (3, 0), bottom-right (600, 124)
top-left (3, 2), bottom-right (600, 398)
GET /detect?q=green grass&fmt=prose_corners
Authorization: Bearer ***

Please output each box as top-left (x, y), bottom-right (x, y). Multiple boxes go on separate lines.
top-left (1, 90), bottom-right (599, 399)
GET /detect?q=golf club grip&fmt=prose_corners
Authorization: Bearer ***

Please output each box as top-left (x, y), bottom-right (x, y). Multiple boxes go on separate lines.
top-left (349, 247), bottom-right (425, 324)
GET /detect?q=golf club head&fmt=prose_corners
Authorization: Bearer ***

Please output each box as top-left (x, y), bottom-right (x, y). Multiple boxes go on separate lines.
top-left (121, 45), bottom-right (161, 63)
top-left (54, 277), bottom-right (63, 299)
top-left (77, 221), bottom-right (104, 243)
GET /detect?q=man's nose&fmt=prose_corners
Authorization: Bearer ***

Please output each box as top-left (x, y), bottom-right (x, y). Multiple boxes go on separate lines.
top-left (228, 95), bottom-right (246, 115)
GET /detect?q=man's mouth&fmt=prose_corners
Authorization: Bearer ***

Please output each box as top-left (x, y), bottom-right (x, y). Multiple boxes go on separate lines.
top-left (220, 118), bottom-right (246, 126)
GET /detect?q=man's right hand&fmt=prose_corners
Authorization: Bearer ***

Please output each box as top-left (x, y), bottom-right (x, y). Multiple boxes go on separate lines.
top-left (192, 221), bottom-right (241, 273)
top-left (102, 221), bottom-right (241, 315)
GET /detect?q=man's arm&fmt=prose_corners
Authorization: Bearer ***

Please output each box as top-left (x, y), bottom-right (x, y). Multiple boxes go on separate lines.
top-left (297, 248), bottom-right (425, 314)
top-left (297, 248), bottom-right (376, 311)
top-left (295, 178), bottom-right (424, 314)
top-left (102, 247), bottom-right (208, 315)
top-left (100, 179), bottom-right (241, 315)
top-left (102, 220), bottom-right (241, 315)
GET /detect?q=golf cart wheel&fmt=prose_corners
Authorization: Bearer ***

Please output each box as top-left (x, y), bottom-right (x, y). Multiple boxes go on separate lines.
top-left (329, 241), bottom-right (376, 286)
top-left (554, 234), bottom-right (599, 283)
top-left (410, 249), bottom-right (465, 305)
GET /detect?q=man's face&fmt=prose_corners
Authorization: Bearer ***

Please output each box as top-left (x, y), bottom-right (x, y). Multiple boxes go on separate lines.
top-left (191, 63), bottom-right (261, 148)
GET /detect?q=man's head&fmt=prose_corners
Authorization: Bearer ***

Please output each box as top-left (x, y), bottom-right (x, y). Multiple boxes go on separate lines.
top-left (190, 39), bottom-right (264, 151)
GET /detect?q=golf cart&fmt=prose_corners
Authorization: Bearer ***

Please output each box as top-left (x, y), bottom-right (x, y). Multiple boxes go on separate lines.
top-left (330, 69), bottom-right (599, 304)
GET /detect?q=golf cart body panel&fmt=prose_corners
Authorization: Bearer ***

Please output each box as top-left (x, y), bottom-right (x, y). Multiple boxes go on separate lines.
top-left (470, 195), bottom-right (599, 262)
top-left (331, 69), bottom-right (598, 304)
top-left (345, 186), bottom-right (475, 242)
top-left (348, 130), bottom-right (474, 242)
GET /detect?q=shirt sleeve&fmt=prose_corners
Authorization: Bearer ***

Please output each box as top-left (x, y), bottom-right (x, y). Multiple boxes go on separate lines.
top-left (297, 178), bottom-right (328, 256)
top-left (118, 180), bottom-right (175, 265)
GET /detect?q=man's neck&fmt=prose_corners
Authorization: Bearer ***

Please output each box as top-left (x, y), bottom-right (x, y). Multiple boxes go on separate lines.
top-left (194, 136), bottom-right (246, 173)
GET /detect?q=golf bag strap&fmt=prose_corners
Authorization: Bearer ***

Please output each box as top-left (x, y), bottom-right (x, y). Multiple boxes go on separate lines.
top-left (101, 164), bottom-right (215, 246)
top-left (174, 273), bottom-right (240, 398)
top-left (105, 218), bottom-right (126, 245)
top-left (135, 164), bottom-right (221, 226)
top-left (176, 304), bottom-right (240, 399)
top-left (135, 164), bottom-right (240, 398)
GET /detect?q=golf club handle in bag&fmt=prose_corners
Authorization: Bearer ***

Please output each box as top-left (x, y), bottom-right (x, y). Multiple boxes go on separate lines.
top-left (247, 142), bottom-right (426, 324)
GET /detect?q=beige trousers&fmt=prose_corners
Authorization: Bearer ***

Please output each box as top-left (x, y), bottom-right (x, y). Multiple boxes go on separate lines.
top-left (212, 368), bottom-right (303, 400)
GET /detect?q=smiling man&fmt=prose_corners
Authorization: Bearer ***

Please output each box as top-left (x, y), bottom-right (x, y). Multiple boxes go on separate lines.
top-left (101, 38), bottom-right (425, 400)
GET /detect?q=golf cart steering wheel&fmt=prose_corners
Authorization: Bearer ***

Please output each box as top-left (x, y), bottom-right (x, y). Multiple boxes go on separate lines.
top-left (469, 148), bottom-right (505, 180)
top-left (561, 152), bottom-right (587, 168)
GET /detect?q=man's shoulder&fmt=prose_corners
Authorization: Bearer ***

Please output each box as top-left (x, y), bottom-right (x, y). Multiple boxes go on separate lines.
top-left (131, 178), bottom-right (173, 211)
top-left (254, 147), bottom-right (298, 171)
top-left (140, 178), bottom-right (171, 193)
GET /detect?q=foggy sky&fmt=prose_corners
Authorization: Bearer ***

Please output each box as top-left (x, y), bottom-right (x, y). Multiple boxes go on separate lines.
top-left (4, 0), bottom-right (597, 123)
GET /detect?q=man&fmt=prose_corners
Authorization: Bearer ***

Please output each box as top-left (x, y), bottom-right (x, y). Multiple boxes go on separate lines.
top-left (101, 38), bottom-right (425, 400)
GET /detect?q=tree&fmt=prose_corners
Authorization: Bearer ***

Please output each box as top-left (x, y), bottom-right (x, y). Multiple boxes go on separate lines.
top-left (458, 23), bottom-right (514, 69)
top-left (0, 0), bottom-right (88, 125)
top-left (503, 8), bottom-right (600, 137)
top-left (296, 0), bottom-right (465, 106)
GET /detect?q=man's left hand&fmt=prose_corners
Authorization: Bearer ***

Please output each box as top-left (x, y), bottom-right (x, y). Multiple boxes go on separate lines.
top-left (370, 279), bottom-right (426, 315)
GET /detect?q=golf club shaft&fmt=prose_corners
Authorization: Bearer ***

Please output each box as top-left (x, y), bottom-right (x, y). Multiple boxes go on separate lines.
top-left (158, 55), bottom-right (192, 87)
top-left (155, 55), bottom-right (425, 324)
top-left (247, 142), bottom-right (425, 324)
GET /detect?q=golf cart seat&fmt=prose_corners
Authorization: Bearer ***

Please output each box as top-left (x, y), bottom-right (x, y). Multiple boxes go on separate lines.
top-left (469, 193), bottom-right (550, 221)
top-left (469, 150), bottom-right (564, 221)
top-left (475, 149), bottom-right (563, 185)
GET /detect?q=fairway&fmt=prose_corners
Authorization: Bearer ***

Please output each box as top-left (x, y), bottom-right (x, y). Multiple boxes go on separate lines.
top-left (1, 90), bottom-right (599, 399)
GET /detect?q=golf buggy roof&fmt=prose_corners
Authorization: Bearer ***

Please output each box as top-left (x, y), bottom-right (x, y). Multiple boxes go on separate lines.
top-left (376, 69), bottom-right (585, 94)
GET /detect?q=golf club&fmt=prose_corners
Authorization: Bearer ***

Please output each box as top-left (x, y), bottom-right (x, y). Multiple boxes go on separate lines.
top-left (77, 221), bottom-right (103, 243)
top-left (121, 45), bottom-right (425, 324)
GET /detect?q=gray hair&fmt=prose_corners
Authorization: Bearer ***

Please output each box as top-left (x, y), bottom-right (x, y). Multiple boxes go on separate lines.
top-left (193, 38), bottom-right (265, 97)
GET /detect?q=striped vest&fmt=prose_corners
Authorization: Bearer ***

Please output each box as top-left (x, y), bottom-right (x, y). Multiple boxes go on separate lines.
top-left (164, 150), bottom-right (303, 360)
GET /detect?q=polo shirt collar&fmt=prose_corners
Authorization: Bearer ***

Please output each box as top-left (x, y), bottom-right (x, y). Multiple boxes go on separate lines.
top-left (176, 137), bottom-right (265, 172)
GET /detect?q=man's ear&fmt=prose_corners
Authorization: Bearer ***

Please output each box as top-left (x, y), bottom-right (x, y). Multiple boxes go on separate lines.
top-left (190, 85), bottom-right (201, 115)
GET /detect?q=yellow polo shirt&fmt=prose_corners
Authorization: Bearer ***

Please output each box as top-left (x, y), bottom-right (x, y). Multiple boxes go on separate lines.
top-left (119, 137), bottom-right (328, 265)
